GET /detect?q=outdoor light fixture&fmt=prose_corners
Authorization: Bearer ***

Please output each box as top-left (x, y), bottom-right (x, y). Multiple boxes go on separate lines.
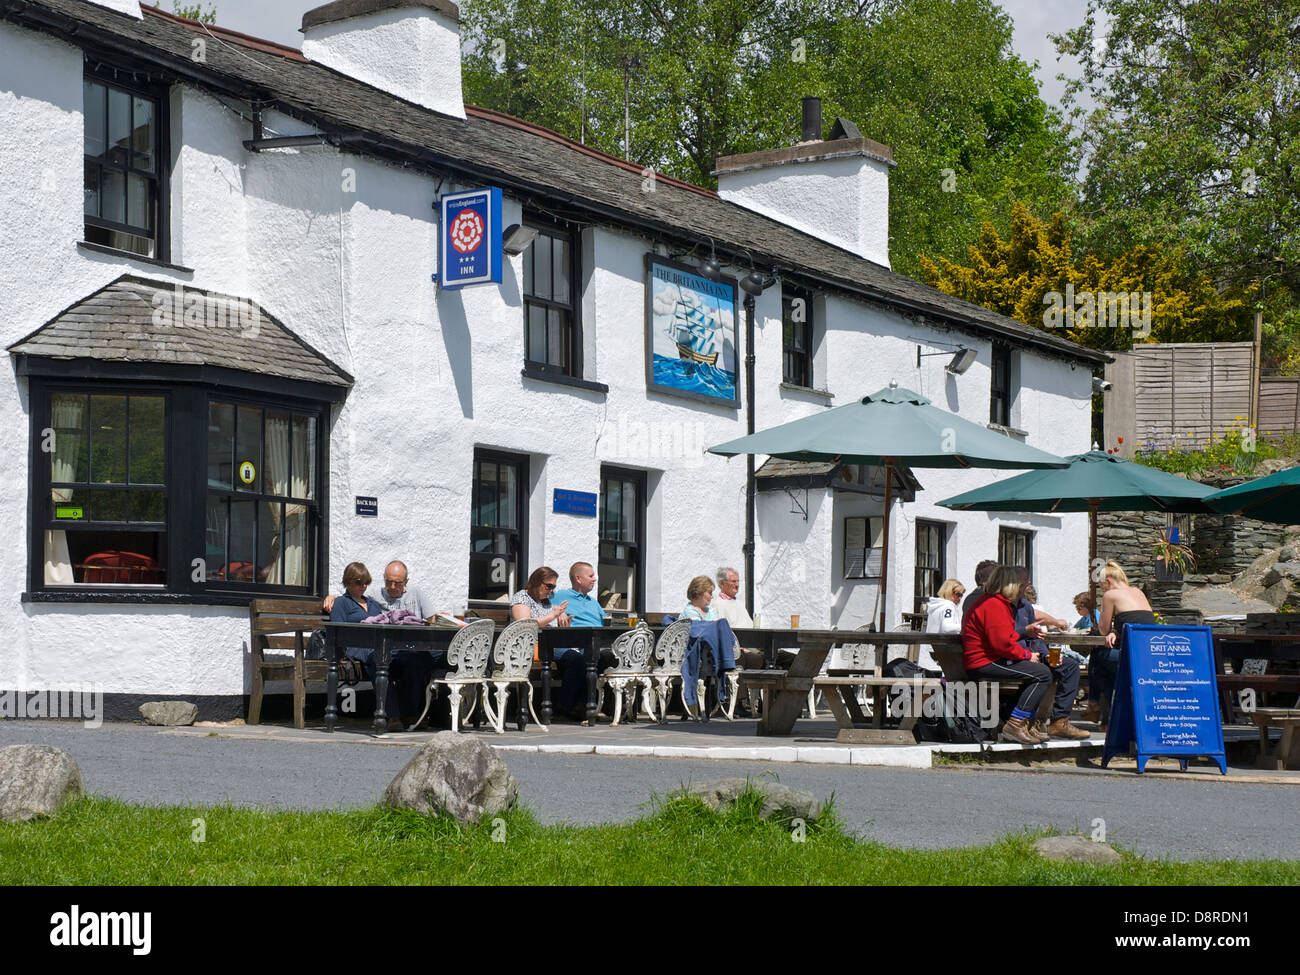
top-left (1093, 377), bottom-right (1113, 393)
top-left (740, 271), bottom-right (777, 297)
top-left (502, 223), bottom-right (539, 256)
top-left (916, 343), bottom-right (977, 374)
top-left (700, 237), bottom-right (722, 279)
top-left (946, 347), bottom-right (978, 375)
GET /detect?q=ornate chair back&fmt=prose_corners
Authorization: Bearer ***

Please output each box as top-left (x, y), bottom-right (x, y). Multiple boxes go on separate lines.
top-left (447, 618), bottom-right (496, 678)
top-left (652, 619), bottom-right (692, 673)
top-left (609, 623), bottom-right (655, 672)
top-left (492, 619), bottom-right (539, 678)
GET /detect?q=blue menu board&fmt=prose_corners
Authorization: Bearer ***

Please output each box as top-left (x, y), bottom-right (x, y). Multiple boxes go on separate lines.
top-left (1102, 624), bottom-right (1226, 774)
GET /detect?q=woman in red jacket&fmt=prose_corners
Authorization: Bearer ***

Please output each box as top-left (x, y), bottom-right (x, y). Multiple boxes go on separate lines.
top-left (961, 564), bottom-right (1053, 745)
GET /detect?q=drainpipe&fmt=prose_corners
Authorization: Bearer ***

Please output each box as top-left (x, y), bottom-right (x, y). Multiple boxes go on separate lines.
top-left (744, 292), bottom-right (757, 615)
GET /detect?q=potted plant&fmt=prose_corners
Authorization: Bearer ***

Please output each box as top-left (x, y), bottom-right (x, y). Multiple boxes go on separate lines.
top-left (1151, 531), bottom-right (1196, 581)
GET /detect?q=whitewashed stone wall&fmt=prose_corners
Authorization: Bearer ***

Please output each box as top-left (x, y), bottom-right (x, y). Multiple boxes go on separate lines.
top-left (0, 20), bottom-right (1093, 704)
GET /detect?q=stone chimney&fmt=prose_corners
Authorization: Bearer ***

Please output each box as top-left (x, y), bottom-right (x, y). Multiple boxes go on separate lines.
top-left (300, 0), bottom-right (466, 120)
top-left (85, 0), bottom-right (142, 18)
top-left (714, 98), bottom-right (895, 269)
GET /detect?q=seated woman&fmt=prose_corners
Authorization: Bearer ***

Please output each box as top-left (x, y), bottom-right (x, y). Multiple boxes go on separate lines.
top-left (512, 566), bottom-right (581, 718)
top-left (329, 561), bottom-right (404, 728)
top-left (921, 578), bottom-right (964, 674)
top-left (960, 564), bottom-right (1052, 745)
top-left (680, 575), bottom-right (720, 621)
top-left (1093, 560), bottom-right (1157, 724)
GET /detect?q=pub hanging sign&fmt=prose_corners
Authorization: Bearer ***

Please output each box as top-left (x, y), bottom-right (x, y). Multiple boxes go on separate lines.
top-left (439, 187), bottom-right (503, 288)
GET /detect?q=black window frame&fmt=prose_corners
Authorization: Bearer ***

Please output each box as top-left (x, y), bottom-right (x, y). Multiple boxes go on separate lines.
top-left (469, 448), bottom-right (530, 603)
top-left (598, 465), bottom-right (647, 613)
top-left (521, 215), bottom-right (582, 378)
top-left (998, 527), bottom-right (1034, 579)
top-left (914, 520), bottom-right (947, 613)
top-left (82, 60), bottom-right (171, 263)
top-left (25, 375), bottom-right (331, 602)
top-left (202, 397), bottom-right (324, 593)
top-left (781, 286), bottom-right (814, 388)
top-left (990, 343), bottom-right (1012, 426)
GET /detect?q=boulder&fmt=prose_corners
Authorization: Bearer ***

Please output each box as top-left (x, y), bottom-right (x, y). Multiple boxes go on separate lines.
top-left (1033, 835), bottom-right (1122, 864)
top-left (1279, 547), bottom-right (1297, 564)
top-left (674, 777), bottom-right (822, 822)
top-left (0, 745), bottom-right (82, 822)
top-left (383, 732), bottom-right (517, 825)
top-left (139, 701), bottom-right (198, 726)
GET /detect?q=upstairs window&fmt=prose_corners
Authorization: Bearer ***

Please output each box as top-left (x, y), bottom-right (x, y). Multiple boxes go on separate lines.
top-left (782, 287), bottom-right (813, 388)
top-left (83, 67), bottom-right (167, 260)
top-left (990, 344), bottom-right (1012, 426)
top-left (523, 221), bottom-right (581, 376)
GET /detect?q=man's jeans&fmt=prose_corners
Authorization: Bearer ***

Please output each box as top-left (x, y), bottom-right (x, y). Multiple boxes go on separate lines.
top-left (554, 647), bottom-right (587, 713)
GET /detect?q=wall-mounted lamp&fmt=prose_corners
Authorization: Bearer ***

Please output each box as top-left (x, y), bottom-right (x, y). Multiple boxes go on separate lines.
top-left (916, 344), bottom-right (978, 375)
top-left (503, 223), bottom-right (539, 256)
top-left (740, 271), bottom-right (777, 297)
top-left (1093, 377), bottom-right (1113, 393)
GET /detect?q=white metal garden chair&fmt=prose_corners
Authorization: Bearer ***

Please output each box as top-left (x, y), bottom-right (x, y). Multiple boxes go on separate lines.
top-left (483, 618), bottom-right (546, 733)
top-left (412, 618), bottom-right (495, 733)
top-left (644, 619), bottom-right (692, 722)
top-left (595, 622), bottom-right (656, 726)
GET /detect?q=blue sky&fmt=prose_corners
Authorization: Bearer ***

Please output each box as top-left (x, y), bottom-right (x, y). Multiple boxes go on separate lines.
top-left (183, 0), bottom-right (1093, 118)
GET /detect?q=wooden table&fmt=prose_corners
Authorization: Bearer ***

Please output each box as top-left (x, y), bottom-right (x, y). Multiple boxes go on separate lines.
top-left (322, 621), bottom-right (461, 734)
top-left (1212, 633), bottom-right (1300, 720)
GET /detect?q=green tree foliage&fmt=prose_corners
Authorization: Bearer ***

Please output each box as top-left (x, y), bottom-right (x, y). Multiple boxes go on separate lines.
top-left (1053, 0), bottom-right (1300, 368)
top-left (172, 2), bottom-right (216, 24)
top-left (460, 0), bottom-right (1073, 277)
top-left (920, 201), bottom-right (1254, 351)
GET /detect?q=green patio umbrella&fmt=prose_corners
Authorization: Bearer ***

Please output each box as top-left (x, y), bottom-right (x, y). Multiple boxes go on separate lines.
top-left (938, 451), bottom-right (1217, 609)
top-left (707, 384), bottom-right (1069, 630)
top-left (1204, 466), bottom-right (1300, 524)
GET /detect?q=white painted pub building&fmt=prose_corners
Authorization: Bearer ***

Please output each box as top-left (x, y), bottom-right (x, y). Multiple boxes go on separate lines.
top-left (0, 0), bottom-right (1106, 717)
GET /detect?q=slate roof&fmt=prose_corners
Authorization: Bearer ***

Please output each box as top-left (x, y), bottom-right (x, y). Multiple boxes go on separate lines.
top-left (6, 1), bottom-right (1108, 366)
top-left (7, 275), bottom-right (354, 388)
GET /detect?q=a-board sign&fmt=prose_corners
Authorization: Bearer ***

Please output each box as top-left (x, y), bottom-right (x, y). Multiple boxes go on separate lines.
top-left (355, 496), bottom-right (378, 517)
top-left (1101, 624), bottom-right (1226, 774)
top-left (553, 489), bottom-right (597, 517)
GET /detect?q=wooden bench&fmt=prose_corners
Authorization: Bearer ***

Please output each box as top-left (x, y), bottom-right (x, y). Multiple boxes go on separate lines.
top-left (1248, 708), bottom-right (1300, 770)
top-left (249, 598), bottom-right (329, 729)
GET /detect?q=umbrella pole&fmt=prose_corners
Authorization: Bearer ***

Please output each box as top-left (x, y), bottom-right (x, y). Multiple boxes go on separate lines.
top-left (1089, 498), bottom-right (1099, 618)
top-left (878, 460), bottom-right (894, 632)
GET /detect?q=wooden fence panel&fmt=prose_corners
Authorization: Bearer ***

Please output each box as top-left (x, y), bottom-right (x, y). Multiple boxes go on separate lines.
top-left (1260, 376), bottom-right (1300, 441)
top-left (1127, 342), bottom-right (1256, 451)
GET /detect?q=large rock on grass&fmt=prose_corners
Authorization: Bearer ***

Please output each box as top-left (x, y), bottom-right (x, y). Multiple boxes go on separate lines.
top-left (383, 732), bottom-right (517, 825)
top-left (139, 701), bottom-right (198, 726)
top-left (1033, 835), bottom-right (1122, 864)
top-left (0, 744), bottom-right (82, 822)
top-left (675, 777), bottom-right (822, 822)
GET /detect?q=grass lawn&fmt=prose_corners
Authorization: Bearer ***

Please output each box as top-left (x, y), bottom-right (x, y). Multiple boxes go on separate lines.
top-left (2, 793), bottom-right (1297, 885)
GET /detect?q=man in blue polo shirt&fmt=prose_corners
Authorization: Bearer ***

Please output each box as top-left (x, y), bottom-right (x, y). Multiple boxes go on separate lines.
top-left (550, 561), bottom-right (606, 719)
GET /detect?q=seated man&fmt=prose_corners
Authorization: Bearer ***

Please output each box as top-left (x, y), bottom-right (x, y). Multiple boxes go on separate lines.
top-left (1012, 567), bottom-right (1089, 740)
top-left (548, 561), bottom-right (611, 721)
top-left (713, 565), bottom-right (763, 671)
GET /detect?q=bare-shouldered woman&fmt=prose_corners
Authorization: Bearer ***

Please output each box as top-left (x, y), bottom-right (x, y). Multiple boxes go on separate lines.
top-left (1097, 560), bottom-right (1156, 649)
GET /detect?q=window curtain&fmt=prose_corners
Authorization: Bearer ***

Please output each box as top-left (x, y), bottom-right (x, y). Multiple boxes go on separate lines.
top-left (264, 413), bottom-right (310, 588)
top-left (44, 396), bottom-right (84, 584)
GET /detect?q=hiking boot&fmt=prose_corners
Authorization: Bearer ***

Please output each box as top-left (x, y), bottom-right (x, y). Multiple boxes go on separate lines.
top-left (998, 716), bottom-right (1041, 745)
top-left (1046, 717), bottom-right (1091, 740)
top-left (1025, 719), bottom-right (1050, 743)
top-left (1078, 702), bottom-right (1101, 722)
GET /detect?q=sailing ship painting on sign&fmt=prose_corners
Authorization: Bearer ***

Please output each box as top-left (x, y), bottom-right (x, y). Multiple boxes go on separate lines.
top-left (645, 255), bottom-right (739, 406)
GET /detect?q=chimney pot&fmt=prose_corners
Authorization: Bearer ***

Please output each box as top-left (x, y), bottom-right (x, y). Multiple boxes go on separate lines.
top-left (801, 97), bottom-right (822, 144)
